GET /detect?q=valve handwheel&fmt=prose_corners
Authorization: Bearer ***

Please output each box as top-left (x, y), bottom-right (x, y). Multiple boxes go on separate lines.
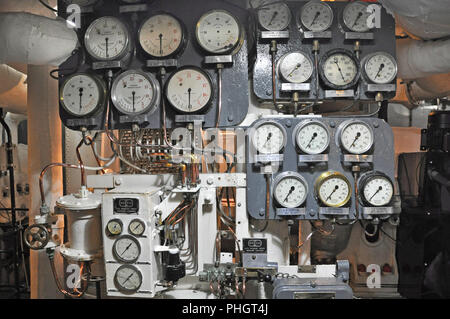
top-left (24, 224), bottom-right (50, 250)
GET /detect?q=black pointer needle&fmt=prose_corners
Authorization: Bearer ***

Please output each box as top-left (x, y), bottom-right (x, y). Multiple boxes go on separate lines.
top-left (369, 186), bottom-right (383, 201)
top-left (188, 88), bottom-right (192, 109)
top-left (334, 58), bottom-right (346, 82)
top-left (288, 63), bottom-right (302, 78)
top-left (132, 91), bottom-right (136, 112)
top-left (268, 11), bottom-right (279, 26)
top-left (309, 11), bottom-right (321, 28)
top-left (121, 243), bottom-right (133, 256)
top-left (284, 186), bottom-right (296, 203)
top-left (306, 132), bottom-right (318, 149)
top-left (350, 132), bottom-right (361, 148)
top-left (122, 273), bottom-right (134, 285)
top-left (375, 63), bottom-right (385, 79)
top-left (326, 185), bottom-right (339, 201)
top-left (263, 132), bottom-right (273, 146)
top-left (79, 88), bottom-right (84, 111)
top-left (105, 37), bottom-right (109, 58)
top-left (352, 12), bottom-right (363, 28)
top-left (159, 33), bottom-right (163, 55)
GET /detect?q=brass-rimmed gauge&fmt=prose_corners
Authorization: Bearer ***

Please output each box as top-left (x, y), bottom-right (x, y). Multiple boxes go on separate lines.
top-left (362, 52), bottom-right (398, 84)
top-left (273, 172), bottom-right (308, 208)
top-left (337, 120), bottom-right (374, 155)
top-left (278, 51), bottom-right (314, 84)
top-left (111, 70), bottom-right (160, 116)
top-left (60, 73), bottom-right (106, 117)
top-left (251, 121), bottom-right (287, 155)
top-left (138, 13), bottom-right (186, 58)
top-left (256, 0), bottom-right (292, 31)
top-left (106, 219), bottom-right (123, 236)
top-left (113, 235), bottom-right (141, 263)
top-left (114, 265), bottom-right (142, 293)
top-left (315, 171), bottom-right (352, 208)
top-left (129, 219), bottom-right (146, 237)
top-left (319, 49), bottom-right (360, 90)
top-left (299, 0), bottom-right (333, 32)
top-left (84, 16), bottom-right (131, 61)
top-left (359, 172), bottom-right (394, 207)
top-left (294, 120), bottom-right (330, 155)
top-left (195, 9), bottom-right (243, 55)
top-left (343, 1), bottom-right (372, 33)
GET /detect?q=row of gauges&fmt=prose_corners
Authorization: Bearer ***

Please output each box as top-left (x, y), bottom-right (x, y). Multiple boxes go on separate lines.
top-left (252, 119), bottom-right (374, 155)
top-left (273, 171), bottom-right (394, 209)
top-left (255, 0), bottom-right (375, 33)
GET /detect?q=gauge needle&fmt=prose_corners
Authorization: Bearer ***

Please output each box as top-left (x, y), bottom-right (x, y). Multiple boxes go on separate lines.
top-left (375, 63), bottom-right (385, 79)
top-left (309, 11), bottom-right (321, 28)
top-left (121, 243), bottom-right (133, 256)
top-left (369, 186), bottom-right (383, 201)
top-left (132, 91), bottom-right (136, 111)
top-left (215, 44), bottom-right (233, 52)
top-left (79, 88), bottom-right (83, 110)
top-left (159, 33), bottom-right (163, 55)
top-left (133, 224), bottom-right (141, 231)
top-left (350, 132), bottom-right (361, 148)
top-left (263, 132), bottom-right (273, 146)
top-left (326, 185), bottom-right (339, 201)
top-left (352, 12), bottom-right (363, 28)
top-left (122, 273), bottom-right (134, 285)
top-left (306, 132), bottom-right (318, 149)
top-left (187, 88), bottom-right (192, 109)
top-left (284, 186), bottom-right (295, 203)
top-left (268, 11), bottom-right (279, 26)
top-left (333, 58), bottom-right (346, 82)
top-left (288, 63), bottom-right (302, 78)
top-left (105, 37), bottom-right (109, 58)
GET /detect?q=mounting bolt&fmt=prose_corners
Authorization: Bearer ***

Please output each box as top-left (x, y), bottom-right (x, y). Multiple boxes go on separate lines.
top-left (114, 178), bottom-right (122, 186)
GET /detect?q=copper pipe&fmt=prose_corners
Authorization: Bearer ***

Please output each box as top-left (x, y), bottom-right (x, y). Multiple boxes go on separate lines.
top-left (85, 136), bottom-right (106, 175)
top-left (39, 163), bottom-right (79, 206)
top-left (75, 139), bottom-right (86, 187)
top-left (49, 257), bottom-right (91, 299)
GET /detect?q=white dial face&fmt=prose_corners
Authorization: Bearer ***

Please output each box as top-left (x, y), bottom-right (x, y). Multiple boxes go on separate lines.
top-left (166, 68), bottom-right (212, 113)
top-left (139, 14), bottom-right (183, 58)
top-left (340, 122), bottom-right (374, 154)
top-left (107, 220), bottom-right (122, 236)
top-left (115, 266), bottom-right (142, 292)
top-left (323, 53), bottom-right (358, 87)
top-left (279, 52), bottom-right (313, 83)
top-left (129, 220), bottom-right (145, 237)
top-left (318, 176), bottom-right (351, 207)
top-left (196, 10), bottom-right (241, 54)
top-left (112, 71), bottom-right (157, 115)
top-left (300, 1), bottom-right (333, 32)
top-left (274, 176), bottom-right (307, 208)
top-left (257, 0), bottom-right (291, 31)
top-left (296, 122), bottom-right (330, 155)
top-left (253, 123), bottom-right (285, 154)
top-left (364, 53), bottom-right (398, 84)
top-left (85, 17), bottom-right (129, 60)
top-left (343, 1), bottom-right (372, 32)
top-left (61, 74), bottom-right (102, 117)
top-left (113, 236), bottom-right (140, 263)
top-left (363, 176), bottom-right (393, 207)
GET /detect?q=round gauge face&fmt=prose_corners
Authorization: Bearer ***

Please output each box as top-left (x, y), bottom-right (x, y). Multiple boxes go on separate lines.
top-left (274, 174), bottom-right (308, 208)
top-left (364, 52), bottom-right (398, 84)
top-left (321, 51), bottom-right (359, 89)
top-left (316, 173), bottom-right (351, 207)
top-left (339, 121), bottom-right (374, 154)
top-left (252, 122), bottom-right (286, 154)
top-left (113, 235), bottom-right (141, 263)
top-left (196, 10), bottom-right (241, 54)
top-left (257, 1), bottom-right (292, 31)
top-left (114, 265), bottom-right (142, 293)
top-left (84, 16), bottom-right (129, 61)
top-left (166, 67), bottom-right (213, 113)
top-left (300, 1), bottom-right (333, 32)
top-left (111, 70), bottom-right (160, 115)
top-left (60, 74), bottom-right (104, 117)
top-left (139, 14), bottom-right (184, 58)
top-left (362, 175), bottom-right (394, 207)
top-left (279, 52), bottom-right (314, 84)
top-left (296, 121), bottom-right (330, 155)
top-left (107, 219), bottom-right (123, 236)
top-left (343, 1), bottom-right (372, 32)
top-left (129, 219), bottom-right (146, 237)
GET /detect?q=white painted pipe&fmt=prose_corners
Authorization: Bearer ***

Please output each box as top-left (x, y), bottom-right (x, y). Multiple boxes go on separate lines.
top-left (0, 64), bottom-right (27, 114)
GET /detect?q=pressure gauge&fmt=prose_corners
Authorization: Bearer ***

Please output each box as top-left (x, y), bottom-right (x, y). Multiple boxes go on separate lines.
top-left (60, 73), bottom-right (106, 117)
top-left (338, 120), bottom-right (374, 155)
top-left (106, 219), bottom-right (123, 236)
top-left (114, 265), bottom-right (142, 293)
top-left (129, 219), bottom-right (146, 237)
top-left (320, 49), bottom-right (360, 89)
top-left (363, 52), bottom-right (398, 84)
top-left (299, 1), bottom-right (333, 32)
top-left (343, 1), bottom-right (372, 33)
top-left (111, 70), bottom-right (160, 116)
top-left (138, 14), bottom-right (185, 58)
top-left (195, 10), bottom-right (242, 54)
top-left (257, 0), bottom-right (292, 31)
top-left (294, 120), bottom-right (330, 155)
top-left (84, 16), bottom-right (130, 61)
top-left (279, 52), bottom-right (314, 84)
top-left (165, 66), bottom-right (213, 114)
top-left (113, 235), bottom-right (141, 263)
top-left (315, 172), bottom-right (352, 208)
top-left (252, 121), bottom-right (287, 154)
top-left (273, 172), bottom-right (308, 208)
top-left (359, 172), bottom-right (394, 207)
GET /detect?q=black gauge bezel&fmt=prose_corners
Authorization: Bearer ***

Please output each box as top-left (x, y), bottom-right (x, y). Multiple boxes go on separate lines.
top-left (106, 218), bottom-right (123, 237)
top-left (112, 234), bottom-right (141, 264)
top-left (358, 171), bottom-right (394, 207)
top-left (128, 219), bottom-right (146, 237)
top-left (114, 264), bottom-right (143, 293)
top-left (319, 48), bottom-right (361, 90)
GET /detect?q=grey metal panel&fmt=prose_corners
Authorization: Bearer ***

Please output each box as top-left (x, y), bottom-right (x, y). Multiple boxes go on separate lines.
top-left (272, 277), bottom-right (353, 299)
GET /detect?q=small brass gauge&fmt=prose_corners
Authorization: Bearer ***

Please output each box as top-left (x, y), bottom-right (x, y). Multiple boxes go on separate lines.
top-left (315, 171), bottom-right (352, 208)
top-left (278, 51), bottom-right (314, 84)
top-left (113, 235), bottom-right (141, 263)
top-left (359, 172), bottom-right (394, 207)
top-left (129, 219), bottom-right (146, 237)
top-left (114, 265), bottom-right (142, 293)
top-left (106, 219), bottom-right (123, 236)
top-left (319, 49), bottom-right (360, 90)
top-left (337, 120), bottom-right (374, 155)
top-left (251, 121), bottom-right (287, 155)
top-left (256, 0), bottom-right (292, 31)
top-left (343, 1), bottom-right (372, 33)
top-left (273, 172), bottom-right (308, 208)
top-left (362, 52), bottom-right (398, 84)
top-left (299, 0), bottom-right (334, 32)
top-left (294, 120), bottom-right (330, 155)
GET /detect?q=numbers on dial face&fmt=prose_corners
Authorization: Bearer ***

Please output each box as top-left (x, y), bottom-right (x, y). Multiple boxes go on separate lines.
top-left (274, 176), bottom-right (307, 208)
top-left (166, 68), bottom-right (212, 113)
top-left (113, 236), bottom-right (140, 263)
top-left (253, 123), bottom-right (285, 154)
top-left (139, 14), bottom-right (183, 58)
top-left (129, 219), bottom-right (145, 237)
top-left (296, 122), bottom-right (330, 155)
top-left (61, 74), bottom-right (101, 117)
top-left (363, 176), bottom-right (393, 207)
top-left (323, 53), bottom-right (358, 87)
top-left (319, 177), bottom-right (350, 207)
top-left (279, 52), bottom-right (313, 84)
top-left (300, 1), bottom-right (333, 32)
top-left (85, 17), bottom-right (128, 60)
top-left (257, 0), bottom-right (292, 31)
top-left (364, 53), bottom-right (398, 84)
top-left (343, 1), bottom-right (372, 32)
top-left (107, 219), bottom-right (122, 236)
top-left (196, 10), bottom-right (241, 54)
top-left (115, 265), bottom-right (142, 292)
top-left (340, 122), bottom-right (374, 154)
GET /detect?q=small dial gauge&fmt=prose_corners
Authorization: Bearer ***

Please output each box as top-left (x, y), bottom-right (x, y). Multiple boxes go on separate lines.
top-left (295, 121), bottom-right (330, 155)
top-left (273, 172), bottom-right (308, 208)
top-left (299, 1), bottom-right (333, 32)
top-left (195, 10), bottom-right (242, 54)
top-left (106, 219), bottom-right (123, 236)
top-left (165, 67), bottom-right (213, 114)
top-left (320, 50), bottom-right (360, 89)
top-left (84, 16), bottom-right (130, 61)
top-left (363, 52), bottom-right (398, 84)
top-left (338, 120), bottom-right (374, 155)
top-left (360, 172), bottom-right (394, 207)
top-left (129, 219), bottom-right (146, 237)
top-left (60, 73), bottom-right (106, 117)
top-left (111, 70), bottom-right (160, 115)
top-left (252, 121), bottom-right (287, 155)
top-left (114, 265), bottom-right (142, 293)
top-left (279, 52), bottom-right (314, 84)
top-left (315, 172), bottom-right (352, 208)
top-left (138, 14), bottom-right (185, 58)
top-left (113, 235), bottom-right (141, 263)
top-left (256, 0), bottom-right (292, 31)
top-left (343, 1), bottom-right (372, 33)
